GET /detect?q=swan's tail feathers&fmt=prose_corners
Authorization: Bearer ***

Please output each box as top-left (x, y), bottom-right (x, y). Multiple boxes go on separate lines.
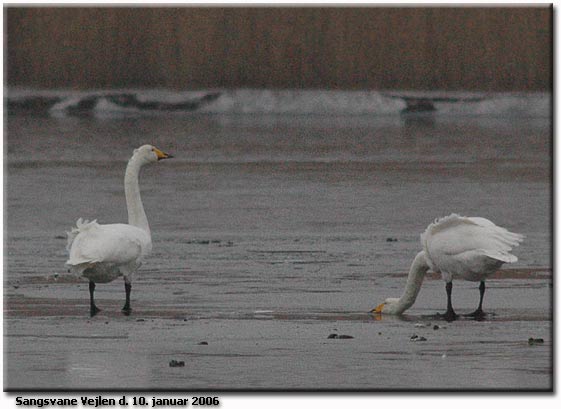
top-left (502, 231), bottom-right (524, 247)
top-left (485, 227), bottom-right (524, 253)
top-left (66, 218), bottom-right (99, 252)
top-left (483, 250), bottom-right (518, 264)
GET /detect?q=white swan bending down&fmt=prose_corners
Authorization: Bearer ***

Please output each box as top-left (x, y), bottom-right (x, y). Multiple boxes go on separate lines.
top-left (373, 214), bottom-right (524, 321)
top-left (66, 145), bottom-right (173, 317)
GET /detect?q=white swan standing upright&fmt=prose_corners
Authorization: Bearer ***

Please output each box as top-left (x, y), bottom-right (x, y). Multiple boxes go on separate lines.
top-left (373, 214), bottom-right (524, 321)
top-left (66, 145), bottom-right (173, 317)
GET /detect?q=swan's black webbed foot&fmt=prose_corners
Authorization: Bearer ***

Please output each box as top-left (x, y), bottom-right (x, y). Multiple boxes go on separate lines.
top-left (440, 282), bottom-right (458, 321)
top-left (437, 309), bottom-right (458, 322)
top-left (464, 309), bottom-right (486, 321)
top-left (121, 306), bottom-right (132, 316)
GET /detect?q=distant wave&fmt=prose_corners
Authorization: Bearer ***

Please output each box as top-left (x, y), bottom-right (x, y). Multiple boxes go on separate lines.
top-left (6, 88), bottom-right (550, 117)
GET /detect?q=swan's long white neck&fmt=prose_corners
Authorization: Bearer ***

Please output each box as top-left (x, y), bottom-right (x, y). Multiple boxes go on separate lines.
top-left (124, 155), bottom-right (150, 235)
top-left (393, 251), bottom-right (430, 314)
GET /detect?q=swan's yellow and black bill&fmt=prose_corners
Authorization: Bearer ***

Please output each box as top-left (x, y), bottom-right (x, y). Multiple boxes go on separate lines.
top-left (372, 303), bottom-right (384, 314)
top-left (153, 147), bottom-right (173, 160)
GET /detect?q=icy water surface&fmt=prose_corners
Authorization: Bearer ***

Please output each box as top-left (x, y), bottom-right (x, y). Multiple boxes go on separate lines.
top-left (4, 113), bottom-right (552, 390)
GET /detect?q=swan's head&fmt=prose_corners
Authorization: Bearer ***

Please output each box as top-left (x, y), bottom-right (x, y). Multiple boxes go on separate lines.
top-left (133, 144), bottom-right (173, 164)
top-left (372, 298), bottom-right (401, 315)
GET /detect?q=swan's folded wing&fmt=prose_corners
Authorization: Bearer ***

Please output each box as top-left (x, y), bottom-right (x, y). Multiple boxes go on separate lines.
top-left (66, 223), bottom-right (147, 266)
top-left (427, 249), bottom-right (512, 280)
top-left (422, 214), bottom-right (523, 270)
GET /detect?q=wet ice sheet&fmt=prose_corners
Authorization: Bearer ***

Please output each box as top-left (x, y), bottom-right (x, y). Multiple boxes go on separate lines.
top-left (4, 257), bottom-right (553, 390)
top-left (4, 275), bottom-right (552, 390)
top-left (4, 113), bottom-right (552, 390)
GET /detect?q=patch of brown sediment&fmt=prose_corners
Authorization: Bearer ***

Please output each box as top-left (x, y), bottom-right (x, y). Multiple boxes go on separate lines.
top-left (383, 268), bottom-right (551, 281)
top-left (3, 294), bottom-right (195, 319)
top-left (6, 274), bottom-right (85, 286)
top-left (422, 268), bottom-right (551, 280)
top-left (4, 294), bottom-right (85, 318)
top-left (482, 268), bottom-right (552, 280)
top-left (4, 267), bottom-right (551, 320)
top-left (4, 291), bottom-right (376, 322)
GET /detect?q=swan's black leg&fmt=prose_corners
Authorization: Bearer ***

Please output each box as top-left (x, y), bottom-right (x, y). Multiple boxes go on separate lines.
top-left (122, 280), bottom-right (132, 315)
top-left (465, 281), bottom-right (486, 320)
top-left (89, 281), bottom-right (101, 317)
top-left (441, 282), bottom-right (458, 321)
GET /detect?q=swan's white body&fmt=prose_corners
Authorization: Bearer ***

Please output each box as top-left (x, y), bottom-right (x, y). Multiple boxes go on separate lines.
top-left (65, 144), bottom-right (172, 315)
top-left (375, 214), bottom-right (524, 316)
top-left (66, 219), bottom-right (151, 283)
top-left (421, 215), bottom-right (523, 283)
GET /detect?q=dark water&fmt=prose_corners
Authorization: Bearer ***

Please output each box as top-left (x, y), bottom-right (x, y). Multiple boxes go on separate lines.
top-left (4, 113), bottom-right (552, 390)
